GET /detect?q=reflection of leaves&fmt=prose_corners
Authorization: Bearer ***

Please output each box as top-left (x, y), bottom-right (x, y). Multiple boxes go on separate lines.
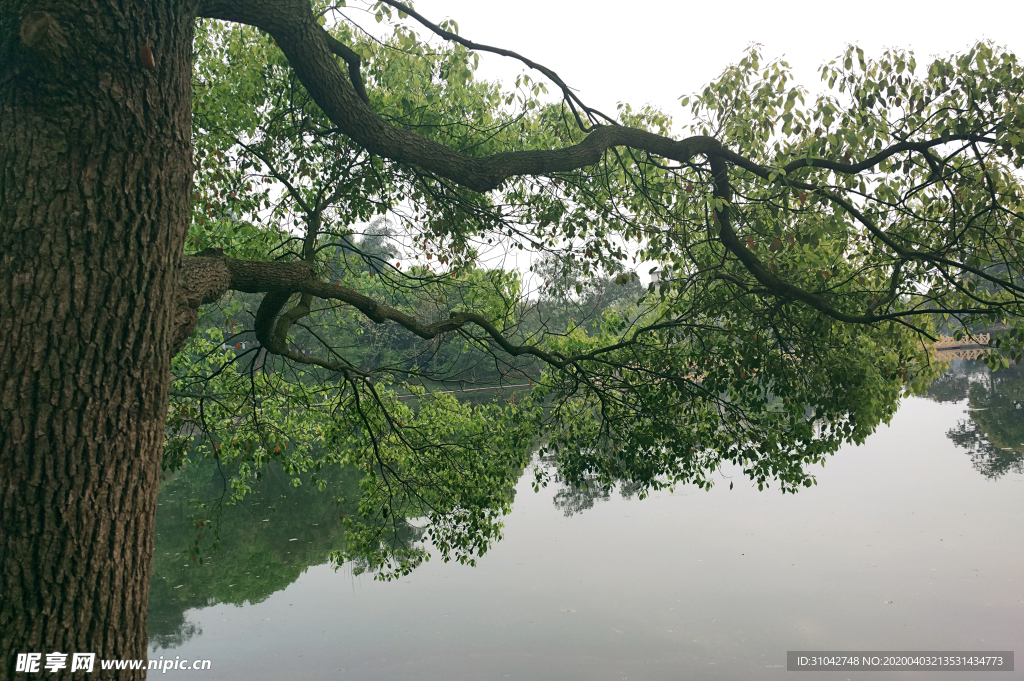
top-left (148, 459), bottom-right (363, 649)
top-left (947, 418), bottom-right (1024, 479)
top-left (328, 391), bottom-right (532, 580)
top-left (552, 478), bottom-right (611, 517)
top-left (934, 361), bottom-right (1024, 479)
top-left (149, 618), bottom-right (201, 651)
top-left (541, 454), bottom-right (643, 517)
top-left (170, 324), bottom-right (535, 581)
top-left (923, 359), bottom-right (986, 403)
top-left (551, 480), bottom-right (646, 517)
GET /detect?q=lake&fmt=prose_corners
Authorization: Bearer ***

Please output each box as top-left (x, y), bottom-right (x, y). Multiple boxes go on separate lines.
top-left (148, 360), bottom-right (1024, 680)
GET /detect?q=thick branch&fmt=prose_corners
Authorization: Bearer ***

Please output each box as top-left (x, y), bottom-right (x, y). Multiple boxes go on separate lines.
top-left (171, 249), bottom-right (232, 356)
top-left (174, 253), bottom-right (569, 367)
top-left (190, 0), bottom-right (1017, 334)
top-left (197, 0), bottom-right (986, 196)
top-left (197, 0), bottom-right (721, 191)
top-left (321, 31), bottom-right (370, 103)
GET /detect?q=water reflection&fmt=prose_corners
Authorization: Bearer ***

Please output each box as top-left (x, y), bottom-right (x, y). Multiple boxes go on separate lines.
top-left (148, 395), bottom-right (1023, 681)
top-left (150, 359), bottom-right (1024, 666)
top-left (924, 359), bottom-right (1024, 479)
top-left (149, 462), bottom-right (360, 649)
top-left (536, 452), bottom-right (647, 517)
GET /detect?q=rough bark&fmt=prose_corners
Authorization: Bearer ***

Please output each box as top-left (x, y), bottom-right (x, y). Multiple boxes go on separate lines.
top-left (0, 2), bottom-right (195, 678)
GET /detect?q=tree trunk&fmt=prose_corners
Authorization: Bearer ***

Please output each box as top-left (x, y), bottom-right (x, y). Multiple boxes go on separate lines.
top-left (1, 2), bottom-right (194, 677)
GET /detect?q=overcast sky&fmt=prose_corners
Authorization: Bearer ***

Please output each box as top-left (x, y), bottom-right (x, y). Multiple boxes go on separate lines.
top-left (387, 0), bottom-right (1024, 125)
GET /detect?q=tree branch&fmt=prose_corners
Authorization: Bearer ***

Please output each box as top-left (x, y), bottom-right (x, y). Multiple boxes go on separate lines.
top-left (189, 0), bottom-right (1021, 351)
top-left (172, 249), bottom-right (232, 356)
top-left (374, 0), bottom-right (615, 130)
top-left (321, 30), bottom-right (370, 103)
top-left (196, 1), bottom-right (995, 197)
top-left (175, 252), bottom-right (571, 367)
top-left (196, 0), bottom-right (723, 191)
top-left (708, 156), bottom-right (903, 324)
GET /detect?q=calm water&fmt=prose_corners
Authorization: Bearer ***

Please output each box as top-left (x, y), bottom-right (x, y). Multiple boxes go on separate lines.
top-left (149, 362), bottom-right (1024, 680)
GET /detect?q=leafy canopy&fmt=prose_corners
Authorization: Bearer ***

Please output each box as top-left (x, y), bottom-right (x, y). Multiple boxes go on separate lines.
top-left (171, 2), bottom-right (1024, 578)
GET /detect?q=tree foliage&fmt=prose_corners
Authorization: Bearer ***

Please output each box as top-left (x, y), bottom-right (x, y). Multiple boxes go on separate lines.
top-left (168, 0), bottom-right (1024, 579)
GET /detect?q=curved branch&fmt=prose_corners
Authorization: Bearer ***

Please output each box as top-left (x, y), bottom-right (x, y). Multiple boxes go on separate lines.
top-left (708, 156), bottom-right (898, 324)
top-left (176, 251), bottom-right (1007, 380)
top-left (191, 0), bottom-right (1020, 334)
top-left (722, 135), bottom-right (993, 180)
top-left (177, 253), bottom-right (571, 367)
top-left (321, 31), bottom-right (370, 103)
top-left (197, 0), bottom-right (994, 197)
top-left (719, 147), bottom-right (1024, 298)
top-left (195, 0), bottom-right (729, 191)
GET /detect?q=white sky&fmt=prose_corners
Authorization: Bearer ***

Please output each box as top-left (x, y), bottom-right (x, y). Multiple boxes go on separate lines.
top-left (408, 0), bottom-right (1024, 120)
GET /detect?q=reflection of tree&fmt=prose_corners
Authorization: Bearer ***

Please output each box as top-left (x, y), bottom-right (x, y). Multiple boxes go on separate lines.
top-left (923, 359), bottom-right (986, 403)
top-left (551, 477), bottom-right (612, 517)
top-left (926, 361), bottom-right (1024, 479)
top-left (551, 479), bottom-right (647, 517)
top-left (947, 419), bottom-right (1024, 479)
top-left (148, 461), bottom-right (368, 649)
top-left (538, 454), bottom-right (644, 517)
